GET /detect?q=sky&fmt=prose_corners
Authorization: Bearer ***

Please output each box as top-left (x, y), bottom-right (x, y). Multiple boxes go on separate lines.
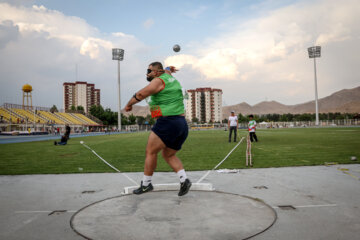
top-left (0, 0), bottom-right (359, 111)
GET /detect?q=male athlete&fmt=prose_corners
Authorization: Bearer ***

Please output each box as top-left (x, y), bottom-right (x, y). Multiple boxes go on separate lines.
top-left (125, 62), bottom-right (191, 196)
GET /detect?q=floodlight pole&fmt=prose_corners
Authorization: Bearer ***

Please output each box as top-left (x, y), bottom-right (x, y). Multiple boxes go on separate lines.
top-left (308, 46), bottom-right (321, 126)
top-left (313, 57), bottom-right (319, 126)
top-left (117, 60), bottom-right (121, 132)
top-left (112, 49), bottom-right (124, 132)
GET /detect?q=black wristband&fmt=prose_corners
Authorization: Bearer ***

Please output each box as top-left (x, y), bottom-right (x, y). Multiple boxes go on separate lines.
top-left (133, 93), bottom-right (141, 101)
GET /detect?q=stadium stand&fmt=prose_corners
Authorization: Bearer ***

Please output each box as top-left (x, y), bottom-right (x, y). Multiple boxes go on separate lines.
top-left (53, 112), bottom-right (73, 124)
top-left (12, 109), bottom-right (47, 124)
top-left (69, 113), bottom-right (90, 125)
top-left (0, 107), bottom-right (17, 123)
top-left (38, 110), bottom-right (66, 124)
top-left (56, 112), bottom-right (83, 125)
top-left (1, 104), bottom-right (99, 126)
top-left (73, 113), bottom-right (98, 125)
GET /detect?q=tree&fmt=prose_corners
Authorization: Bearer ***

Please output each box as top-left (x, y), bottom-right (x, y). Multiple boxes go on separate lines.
top-left (298, 113), bottom-right (312, 121)
top-left (121, 113), bottom-right (129, 125)
top-left (50, 105), bottom-right (58, 113)
top-left (280, 114), bottom-right (288, 122)
top-left (71, 105), bottom-right (76, 111)
top-left (77, 105), bottom-right (85, 113)
top-left (128, 114), bottom-right (136, 125)
top-left (237, 113), bottom-right (247, 123)
top-left (136, 116), bottom-right (145, 125)
top-left (89, 105), bottom-right (160, 126)
top-left (103, 108), bottom-right (117, 125)
top-left (192, 117), bottom-right (199, 123)
top-left (90, 105), bottom-right (105, 119)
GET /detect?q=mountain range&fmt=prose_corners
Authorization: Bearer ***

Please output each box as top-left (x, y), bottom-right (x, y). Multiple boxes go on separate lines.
top-left (122, 86), bottom-right (360, 119)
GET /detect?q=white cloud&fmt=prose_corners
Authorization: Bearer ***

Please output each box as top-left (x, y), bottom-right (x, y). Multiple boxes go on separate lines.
top-left (165, 0), bottom-right (360, 105)
top-left (0, 2), bottom-right (148, 110)
top-left (0, 20), bottom-right (19, 48)
top-left (1, 0), bottom-right (359, 110)
top-left (143, 18), bottom-right (154, 30)
top-left (80, 37), bottom-right (113, 59)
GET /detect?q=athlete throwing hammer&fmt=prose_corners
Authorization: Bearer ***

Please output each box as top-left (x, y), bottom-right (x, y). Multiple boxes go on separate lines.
top-left (125, 62), bottom-right (191, 196)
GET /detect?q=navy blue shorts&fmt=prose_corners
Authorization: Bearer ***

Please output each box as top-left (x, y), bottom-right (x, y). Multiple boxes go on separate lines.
top-left (151, 116), bottom-right (188, 151)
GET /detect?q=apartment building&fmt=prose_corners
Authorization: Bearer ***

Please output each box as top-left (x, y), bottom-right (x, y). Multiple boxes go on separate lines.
top-left (186, 88), bottom-right (222, 123)
top-left (63, 81), bottom-right (100, 113)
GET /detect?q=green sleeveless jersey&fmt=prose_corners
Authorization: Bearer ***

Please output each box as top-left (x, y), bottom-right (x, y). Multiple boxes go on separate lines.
top-left (149, 73), bottom-right (184, 118)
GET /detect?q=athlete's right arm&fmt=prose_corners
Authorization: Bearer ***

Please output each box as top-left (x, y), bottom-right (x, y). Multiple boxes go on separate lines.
top-left (125, 78), bottom-right (164, 112)
top-left (137, 77), bottom-right (164, 98)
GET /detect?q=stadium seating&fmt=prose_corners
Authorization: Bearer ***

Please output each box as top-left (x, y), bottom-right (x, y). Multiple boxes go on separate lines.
top-left (11, 109), bottom-right (47, 124)
top-left (56, 112), bottom-right (83, 125)
top-left (1, 106), bottom-right (100, 126)
top-left (0, 107), bottom-right (17, 123)
top-left (73, 113), bottom-right (98, 125)
top-left (38, 110), bottom-right (66, 124)
top-left (69, 113), bottom-right (90, 125)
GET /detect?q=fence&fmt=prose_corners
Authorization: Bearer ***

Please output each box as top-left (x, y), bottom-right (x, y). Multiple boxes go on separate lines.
top-left (255, 119), bottom-right (360, 128)
top-left (1, 119), bottom-right (359, 136)
top-left (3, 103), bottom-right (51, 112)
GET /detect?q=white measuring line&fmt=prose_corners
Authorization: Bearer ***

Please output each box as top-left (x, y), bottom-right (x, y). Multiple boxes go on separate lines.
top-left (81, 142), bottom-right (139, 186)
top-left (272, 204), bottom-right (337, 209)
top-left (197, 137), bottom-right (245, 183)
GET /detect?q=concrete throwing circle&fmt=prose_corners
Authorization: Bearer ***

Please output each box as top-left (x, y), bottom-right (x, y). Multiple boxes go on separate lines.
top-left (71, 191), bottom-right (277, 240)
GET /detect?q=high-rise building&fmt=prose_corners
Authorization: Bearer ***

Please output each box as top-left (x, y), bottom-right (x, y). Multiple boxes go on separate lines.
top-left (186, 88), bottom-right (222, 123)
top-left (63, 81), bottom-right (100, 113)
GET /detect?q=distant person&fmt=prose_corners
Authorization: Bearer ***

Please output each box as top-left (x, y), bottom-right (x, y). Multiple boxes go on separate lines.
top-left (64, 125), bottom-right (71, 139)
top-left (248, 114), bottom-right (258, 142)
top-left (228, 111), bottom-right (238, 142)
top-left (54, 125), bottom-right (71, 146)
top-left (54, 135), bottom-right (68, 146)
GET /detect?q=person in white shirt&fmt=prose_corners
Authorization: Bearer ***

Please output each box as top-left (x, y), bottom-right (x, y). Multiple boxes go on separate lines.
top-left (228, 111), bottom-right (238, 142)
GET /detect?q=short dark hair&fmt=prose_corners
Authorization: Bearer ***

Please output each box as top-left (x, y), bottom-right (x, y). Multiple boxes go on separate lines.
top-left (150, 62), bottom-right (163, 70)
top-left (249, 114), bottom-right (254, 118)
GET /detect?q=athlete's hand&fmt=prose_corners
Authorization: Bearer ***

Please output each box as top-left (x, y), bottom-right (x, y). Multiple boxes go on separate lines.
top-left (165, 66), bottom-right (179, 74)
top-left (125, 105), bottom-right (132, 112)
top-left (169, 66), bottom-right (178, 73)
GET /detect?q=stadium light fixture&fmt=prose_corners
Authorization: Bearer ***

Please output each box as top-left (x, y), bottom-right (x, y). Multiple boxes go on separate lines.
top-left (112, 48), bottom-right (124, 131)
top-left (308, 46), bottom-right (321, 126)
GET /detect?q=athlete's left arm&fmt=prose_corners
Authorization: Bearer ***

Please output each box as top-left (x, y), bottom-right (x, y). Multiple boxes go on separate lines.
top-left (125, 78), bottom-right (164, 112)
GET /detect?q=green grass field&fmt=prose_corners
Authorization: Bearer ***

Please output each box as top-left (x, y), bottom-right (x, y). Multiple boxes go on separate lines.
top-left (0, 128), bottom-right (359, 175)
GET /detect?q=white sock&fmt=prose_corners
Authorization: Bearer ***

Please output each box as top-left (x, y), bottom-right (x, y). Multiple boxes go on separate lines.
top-left (177, 169), bottom-right (187, 183)
top-left (142, 175), bottom-right (152, 186)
